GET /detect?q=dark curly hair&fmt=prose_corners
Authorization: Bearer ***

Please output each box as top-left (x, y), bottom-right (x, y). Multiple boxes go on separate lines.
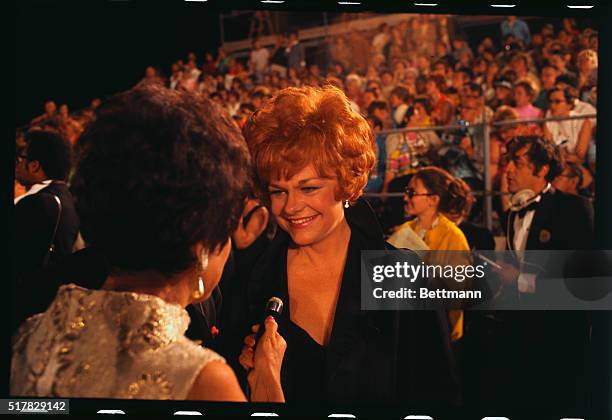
top-left (72, 82), bottom-right (251, 276)
top-left (505, 136), bottom-right (564, 182)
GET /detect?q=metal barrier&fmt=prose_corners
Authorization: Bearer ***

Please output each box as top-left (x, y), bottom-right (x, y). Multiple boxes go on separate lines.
top-left (368, 113), bottom-right (597, 231)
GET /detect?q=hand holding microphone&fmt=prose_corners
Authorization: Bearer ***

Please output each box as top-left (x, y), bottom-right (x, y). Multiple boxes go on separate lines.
top-left (239, 297), bottom-right (284, 369)
top-left (254, 297), bottom-right (283, 344)
top-left (239, 298), bottom-right (286, 402)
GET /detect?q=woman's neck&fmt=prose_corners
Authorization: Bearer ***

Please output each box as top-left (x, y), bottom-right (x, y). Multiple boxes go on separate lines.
top-left (417, 209), bottom-right (439, 230)
top-left (101, 270), bottom-right (193, 307)
top-left (290, 218), bottom-right (351, 264)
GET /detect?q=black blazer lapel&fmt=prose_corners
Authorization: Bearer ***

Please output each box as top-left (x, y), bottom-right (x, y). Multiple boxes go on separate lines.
top-left (325, 227), bottom-right (394, 401)
top-left (526, 192), bottom-right (555, 251)
top-left (246, 230), bottom-right (291, 321)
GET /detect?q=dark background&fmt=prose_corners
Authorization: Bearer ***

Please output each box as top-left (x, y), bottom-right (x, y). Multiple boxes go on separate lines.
top-left (16, 3), bottom-right (222, 126)
top-left (16, 2), bottom-right (598, 127)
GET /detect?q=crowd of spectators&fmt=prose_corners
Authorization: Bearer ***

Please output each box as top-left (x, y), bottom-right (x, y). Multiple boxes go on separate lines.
top-left (14, 15), bottom-right (602, 410)
top-left (19, 14), bottom-right (598, 234)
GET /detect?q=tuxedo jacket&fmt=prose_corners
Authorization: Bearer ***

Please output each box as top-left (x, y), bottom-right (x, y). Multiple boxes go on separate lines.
top-left (501, 188), bottom-right (594, 410)
top-left (14, 181), bottom-right (79, 279)
top-left (228, 200), bottom-right (459, 405)
top-left (507, 187), bottom-right (594, 252)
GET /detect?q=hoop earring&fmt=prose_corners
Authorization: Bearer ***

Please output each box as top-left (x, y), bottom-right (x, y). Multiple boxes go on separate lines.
top-left (192, 250), bottom-right (208, 300)
top-left (344, 200), bottom-right (350, 208)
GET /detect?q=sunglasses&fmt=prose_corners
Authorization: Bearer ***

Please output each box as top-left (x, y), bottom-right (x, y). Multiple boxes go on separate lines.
top-left (404, 188), bottom-right (435, 199)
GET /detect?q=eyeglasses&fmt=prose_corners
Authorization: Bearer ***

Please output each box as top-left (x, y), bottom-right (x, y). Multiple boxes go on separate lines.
top-left (405, 188), bottom-right (435, 198)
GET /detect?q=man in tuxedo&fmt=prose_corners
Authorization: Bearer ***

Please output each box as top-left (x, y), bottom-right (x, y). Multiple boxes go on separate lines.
top-left (491, 136), bottom-right (593, 411)
top-left (501, 135), bottom-right (593, 270)
top-left (15, 129), bottom-right (79, 274)
top-left (13, 129), bottom-right (79, 329)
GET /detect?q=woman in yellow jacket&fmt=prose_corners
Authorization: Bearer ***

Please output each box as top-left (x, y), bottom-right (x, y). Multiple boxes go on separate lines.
top-left (388, 166), bottom-right (473, 342)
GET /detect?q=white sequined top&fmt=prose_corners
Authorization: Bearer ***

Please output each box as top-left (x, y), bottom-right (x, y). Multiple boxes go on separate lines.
top-left (11, 284), bottom-right (224, 399)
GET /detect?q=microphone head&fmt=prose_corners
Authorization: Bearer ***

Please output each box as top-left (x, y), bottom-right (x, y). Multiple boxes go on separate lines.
top-left (266, 296), bottom-right (284, 315)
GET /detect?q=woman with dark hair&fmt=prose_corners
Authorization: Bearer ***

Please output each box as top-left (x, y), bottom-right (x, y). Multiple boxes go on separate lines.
top-left (11, 83), bottom-right (286, 402)
top-left (388, 166), bottom-right (471, 342)
top-left (237, 86), bottom-right (457, 404)
top-left (389, 166), bottom-right (471, 252)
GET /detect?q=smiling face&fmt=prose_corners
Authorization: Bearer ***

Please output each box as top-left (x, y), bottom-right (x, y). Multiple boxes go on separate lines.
top-left (268, 165), bottom-right (346, 247)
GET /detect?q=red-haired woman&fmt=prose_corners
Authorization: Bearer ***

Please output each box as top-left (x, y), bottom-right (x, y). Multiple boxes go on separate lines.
top-left (237, 86), bottom-right (457, 404)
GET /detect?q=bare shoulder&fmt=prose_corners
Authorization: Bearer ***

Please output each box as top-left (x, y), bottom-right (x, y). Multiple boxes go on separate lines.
top-left (186, 360), bottom-right (246, 402)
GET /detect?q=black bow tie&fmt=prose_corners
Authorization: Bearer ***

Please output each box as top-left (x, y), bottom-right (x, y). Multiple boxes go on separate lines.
top-left (514, 200), bottom-right (540, 218)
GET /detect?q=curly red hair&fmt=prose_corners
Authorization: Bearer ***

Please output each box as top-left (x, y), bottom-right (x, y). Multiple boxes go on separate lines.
top-left (243, 85), bottom-right (375, 203)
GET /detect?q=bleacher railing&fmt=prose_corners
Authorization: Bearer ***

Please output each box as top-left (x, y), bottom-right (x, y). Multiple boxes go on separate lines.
top-left (364, 113), bottom-right (597, 231)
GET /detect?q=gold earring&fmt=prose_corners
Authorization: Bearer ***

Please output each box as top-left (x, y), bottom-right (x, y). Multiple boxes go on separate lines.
top-left (344, 200), bottom-right (350, 208)
top-left (193, 275), bottom-right (205, 300)
top-left (192, 251), bottom-right (208, 300)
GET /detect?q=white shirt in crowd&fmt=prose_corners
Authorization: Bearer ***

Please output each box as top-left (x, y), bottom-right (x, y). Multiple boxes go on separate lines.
top-left (544, 109), bottom-right (583, 153)
top-left (186, 67), bottom-right (201, 81)
top-left (544, 99), bottom-right (596, 155)
top-left (573, 99), bottom-right (597, 127)
top-left (227, 102), bottom-right (240, 118)
top-left (169, 72), bottom-right (183, 90)
top-left (372, 32), bottom-right (389, 54)
top-left (250, 47), bottom-right (270, 73)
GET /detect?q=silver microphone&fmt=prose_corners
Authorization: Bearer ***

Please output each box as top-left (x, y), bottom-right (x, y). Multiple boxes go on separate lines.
top-left (254, 297), bottom-right (284, 344)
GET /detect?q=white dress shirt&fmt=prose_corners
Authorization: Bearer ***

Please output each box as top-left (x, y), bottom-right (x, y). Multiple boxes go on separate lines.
top-left (511, 183), bottom-right (551, 293)
top-left (14, 180), bottom-right (52, 205)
